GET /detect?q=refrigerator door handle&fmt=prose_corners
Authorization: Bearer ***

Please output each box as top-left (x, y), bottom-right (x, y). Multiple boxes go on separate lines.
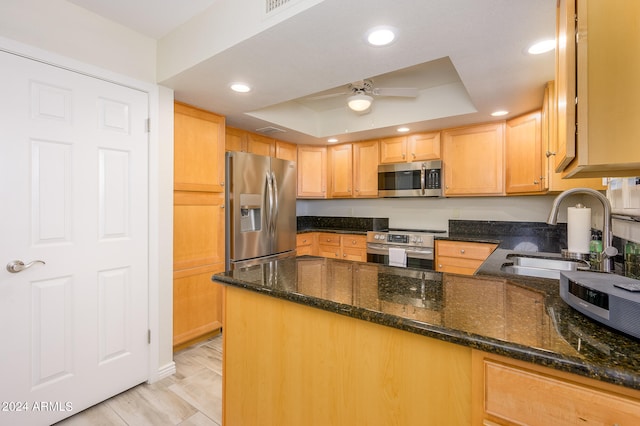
top-left (271, 171), bottom-right (279, 237)
top-left (266, 172), bottom-right (275, 234)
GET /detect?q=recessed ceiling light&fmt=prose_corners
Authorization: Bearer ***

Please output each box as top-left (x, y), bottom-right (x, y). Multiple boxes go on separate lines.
top-left (527, 39), bottom-right (555, 55)
top-left (366, 26), bottom-right (396, 46)
top-left (327, 138), bottom-right (339, 143)
top-left (230, 82), bottom-right (251, 93)
top-left (491, 110), bottom-right (509, 117)
top-left (397, 127), bottom-right (410, 133)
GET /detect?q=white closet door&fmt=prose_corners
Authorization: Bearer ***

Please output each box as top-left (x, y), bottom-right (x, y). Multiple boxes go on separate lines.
top-left (0, 50), bottom-right (149, 426)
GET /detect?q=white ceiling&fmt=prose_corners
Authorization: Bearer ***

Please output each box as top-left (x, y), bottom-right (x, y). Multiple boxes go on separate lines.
top-left (68, 0), bottom-right (557, 145)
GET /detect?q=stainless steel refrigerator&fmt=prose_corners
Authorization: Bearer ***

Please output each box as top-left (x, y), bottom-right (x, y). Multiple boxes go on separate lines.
top-left (225, 151), bottom-right (297, 270)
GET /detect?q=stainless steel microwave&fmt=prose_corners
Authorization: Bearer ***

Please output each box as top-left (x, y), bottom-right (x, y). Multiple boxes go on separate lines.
top-left (378, 160), bottom-right (443, 197)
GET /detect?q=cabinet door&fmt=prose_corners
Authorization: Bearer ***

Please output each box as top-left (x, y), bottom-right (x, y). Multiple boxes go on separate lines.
top-left (442, 123), bottom-right (505, 196)
top-left (297, 145), bottom-right (327, 198)
top-left (505, 111), bottom-right (543, 194)
top-left (174, 102), bottom-right (225, 192)
top-left (341, 234), bottom-right (367, 262)
top-left (479, 357), bottom-right (640, 425)
top-left (275, 139), bottom-right (297, 162)
top-left (173, 191), bottom-right (225, 271)
top-left (379, 136), bottom-right (407, 164)
top-left (353, 140), bottom-right (379, 198)
top-left (225, 126), bottom-right (247, 152)
top-left (247, 133), bottom-right (275, 157)
top-left (543, 81), bottom-right (606, 192)
top-left (407, 132), bottom-right (441, 161)
top-left (435, 240), bottom-right (497, 275)
top-left (554, 0), bottom-right (577, 172)
top-left (328, 143), bottom-right (353, 198)
top-left (296, 233), bottom-right (316, 256)
top-left (559, 0), bottom-right (640, 178)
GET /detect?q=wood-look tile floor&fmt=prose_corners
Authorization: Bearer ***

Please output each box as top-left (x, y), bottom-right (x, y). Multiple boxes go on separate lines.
top-left (56, 335), bottom-right (223, 426)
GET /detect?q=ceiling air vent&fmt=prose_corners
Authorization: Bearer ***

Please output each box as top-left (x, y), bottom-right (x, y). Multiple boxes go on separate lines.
top-left (256, 126), bottom-right (286, 135)
top-left (266, 0), bottom-right (292, 13)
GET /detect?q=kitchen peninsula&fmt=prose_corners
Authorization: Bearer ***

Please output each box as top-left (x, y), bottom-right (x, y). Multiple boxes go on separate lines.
top-left (213, 256), bottom-right (640, 425)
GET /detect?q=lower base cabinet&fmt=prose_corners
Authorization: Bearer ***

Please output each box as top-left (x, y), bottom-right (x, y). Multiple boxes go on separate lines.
top-left (435, 240), bottom-right (498, 275)
top-left (472, 352), bottom-right (640, 425)
top-left (299, 232), bottom-right (367, 262)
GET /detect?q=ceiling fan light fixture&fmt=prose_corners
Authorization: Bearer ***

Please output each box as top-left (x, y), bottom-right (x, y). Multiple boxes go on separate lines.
top-left (347, 93), bottom-right (373, 111)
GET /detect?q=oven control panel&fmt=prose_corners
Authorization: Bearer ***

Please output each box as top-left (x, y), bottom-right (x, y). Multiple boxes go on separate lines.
top-left (367, 230), bottom-right (446, 248)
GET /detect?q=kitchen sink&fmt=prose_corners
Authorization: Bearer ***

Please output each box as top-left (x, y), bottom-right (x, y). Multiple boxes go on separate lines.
top-left (501, 254), bottom-right (590, 279)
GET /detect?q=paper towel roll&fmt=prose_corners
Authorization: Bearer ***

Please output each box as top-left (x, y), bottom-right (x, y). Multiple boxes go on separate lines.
top-left (567, 206), bottom-right (591, 254)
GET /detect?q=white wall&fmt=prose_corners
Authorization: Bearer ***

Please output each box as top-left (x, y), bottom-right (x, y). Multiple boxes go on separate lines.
top-left (0, 0), bottom-right (157, 82)
top-left (299, 196), bottom-right (562, 230)
top-left (298, 194), bottom-right (640, 243)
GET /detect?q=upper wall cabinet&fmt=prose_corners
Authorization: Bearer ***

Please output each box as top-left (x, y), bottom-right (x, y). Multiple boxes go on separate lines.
top-left (379, 132), bottom-right (441, 164)
top-left (297, 145), bottom-right (327, 198)
top-left (327, 140), bottom-right (379, 198)
top-left (174, 102), bottom-right (225, 192)
top-left (505, 111), bottom-right (544, 194)
top-left (247, 133), bottom-right (275, 157)
top-left (556, 0), bottom-right (640, 178)
top-left (442, 123), bottom-right (505, 196)
top-left (543, 81), bottom-right (606, 192)
top-left (225, 126), bottom-right (247, 153)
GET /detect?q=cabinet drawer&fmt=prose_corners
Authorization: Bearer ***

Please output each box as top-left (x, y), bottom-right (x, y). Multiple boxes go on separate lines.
top-left (436, 240), bottom-right (496, 260)
top-left (296, 234), bottom-right (313, 247)
top-left (483, 359), bottom-right (640, 425)
top-left (318, 233), bottom-right (340, 246)
top-left (342, 235), bottom-right (367, 249)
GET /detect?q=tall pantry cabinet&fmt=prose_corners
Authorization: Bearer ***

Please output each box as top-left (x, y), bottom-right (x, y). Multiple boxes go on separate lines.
top-left (173, 102), bottom-right (225, 350)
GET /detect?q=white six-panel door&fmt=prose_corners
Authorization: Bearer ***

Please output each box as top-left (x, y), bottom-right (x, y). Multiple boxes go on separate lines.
top-left (0, 50), bottom-right (149, 425)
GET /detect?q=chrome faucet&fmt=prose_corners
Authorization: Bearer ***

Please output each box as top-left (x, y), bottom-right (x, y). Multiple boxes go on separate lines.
top-left (547, 188), bottom-right (618, 272)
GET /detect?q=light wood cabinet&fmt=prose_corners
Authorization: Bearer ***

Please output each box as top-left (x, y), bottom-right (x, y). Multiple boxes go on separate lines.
top-left (505, 111), bottom-right (544, 194)
top-left (275, 139), bottom-right (297, 162)
top-left (327, 143), bottom-right (353, 198)
top-left (442, 123), bottom-right (505, 196)
top-left (543, 81), bottom-right (607, 192)
top-left (297, 145), bottom-right (327, 198)
top-left (472, 351), bottom-right (640, 425)
top-left (173, 102), bottom-right (225, 350)
top-left (246, 132), bottom-right (275, 157)
top-left (327, 141), bottom-right (379, 199)
top-left (225, 126), bottom-right (247, 152)
top-left (315, 232), bottom-right (367, 262)
top-left (353, 140), bottom-right (379, 198)
top-left (435, 240), bottom-right (497, 275)
top-left (296, 233), bottom-right (315, 256)
top-left (174, 102), bottom-right (225, 193)
top-left (379, 132), bottom-right (440, 164)
top-left (556, 0), bottom-right (640, 178)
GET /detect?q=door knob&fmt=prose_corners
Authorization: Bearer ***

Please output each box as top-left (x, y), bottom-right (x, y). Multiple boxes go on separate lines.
top-left (6, 260), bottom-right (45, 273)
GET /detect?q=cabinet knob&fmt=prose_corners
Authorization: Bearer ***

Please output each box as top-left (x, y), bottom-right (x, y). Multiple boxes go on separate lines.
top-left (220, 181), bottom-right (225, 187)
top-left (412, 152), bottom-right (416, 158)
top-left (220, 204), bottom-right (225, 209)
top-left (533, 180), bottom-right (540, 184)
top-left (460, 249), bottom-right (465, 254)
top-left (438, 264), bottom-right (442, 268)
top-left (402, 153), bottom-right (406, 159)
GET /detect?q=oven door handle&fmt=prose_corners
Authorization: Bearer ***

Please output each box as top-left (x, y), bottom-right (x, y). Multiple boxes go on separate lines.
top-left (366, 244), bottom-right (433, 257)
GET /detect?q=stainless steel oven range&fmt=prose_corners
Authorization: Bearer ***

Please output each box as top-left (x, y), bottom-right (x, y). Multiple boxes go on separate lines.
top-left (366, 229), bottom-right (447, 270)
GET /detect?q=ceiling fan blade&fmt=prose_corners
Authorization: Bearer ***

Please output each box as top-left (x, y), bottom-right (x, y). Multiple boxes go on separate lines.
top-left (305, 91), bottom-right (350, 101)
top-left (372, 87), bottom-right (419, 97)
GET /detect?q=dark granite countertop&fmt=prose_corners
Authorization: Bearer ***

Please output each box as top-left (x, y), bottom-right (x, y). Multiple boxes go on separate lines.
top-left (297, 216), bottom-right (388, 235)
top-left (213, 256), bottom-right (640, 391)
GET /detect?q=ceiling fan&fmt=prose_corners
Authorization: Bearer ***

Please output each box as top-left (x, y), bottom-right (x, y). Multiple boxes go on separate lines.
top-left (308, 79), bottom-right (419, 112)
